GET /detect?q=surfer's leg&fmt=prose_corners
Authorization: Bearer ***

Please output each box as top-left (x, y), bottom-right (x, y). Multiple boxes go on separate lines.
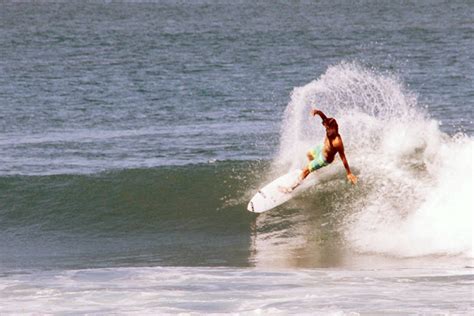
top-left (286, 168), bottom-right (310, 192)
top-left (281, 148), bottom-right (321, 194)
top-left (300, 168), bottom-right (310, 181)
top-left (279, 168), bottom-right (309, 193)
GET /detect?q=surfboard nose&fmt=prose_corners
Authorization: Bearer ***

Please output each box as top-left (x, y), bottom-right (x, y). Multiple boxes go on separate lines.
top-left (247, 201), bottom-right (254, 212)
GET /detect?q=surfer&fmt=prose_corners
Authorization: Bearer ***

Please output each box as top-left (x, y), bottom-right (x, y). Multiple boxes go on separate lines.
top-left (283, 109), bottom-right (357, 193)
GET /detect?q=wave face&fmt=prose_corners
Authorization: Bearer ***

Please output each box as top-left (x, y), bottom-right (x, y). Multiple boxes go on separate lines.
top-left (0, 162), bottom-right (262, 271)
top-left (275, 62), bottom-right (473, 259)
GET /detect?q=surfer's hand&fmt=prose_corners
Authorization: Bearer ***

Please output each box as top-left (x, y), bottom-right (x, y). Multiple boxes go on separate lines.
top-left (347, 173), bottom-right (357, 185)
top-left (311, 109), bottom-right (319, 116)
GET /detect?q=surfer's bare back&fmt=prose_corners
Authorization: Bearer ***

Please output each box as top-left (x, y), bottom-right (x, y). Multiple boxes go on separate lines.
top-left (284, 108), bottom-right (357, 192)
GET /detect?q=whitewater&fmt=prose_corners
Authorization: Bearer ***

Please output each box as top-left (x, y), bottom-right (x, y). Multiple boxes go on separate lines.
top-left (274, 62), bottom-right (473, 261)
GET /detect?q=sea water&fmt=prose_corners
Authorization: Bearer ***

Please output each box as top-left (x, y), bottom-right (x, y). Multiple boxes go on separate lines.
top-left (0, 1), bottom-right (472, 314)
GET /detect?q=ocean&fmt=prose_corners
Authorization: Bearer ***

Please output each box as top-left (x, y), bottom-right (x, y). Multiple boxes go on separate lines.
top-left (0, 1), bottom-right (473, 314)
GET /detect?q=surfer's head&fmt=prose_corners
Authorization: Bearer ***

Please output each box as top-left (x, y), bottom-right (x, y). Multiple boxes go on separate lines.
top-left (323, 117), bottom-right (339, 139)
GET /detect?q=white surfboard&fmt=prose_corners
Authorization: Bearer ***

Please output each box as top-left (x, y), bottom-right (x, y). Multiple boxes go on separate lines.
top-left (247, 169), bottom-right (302, 213)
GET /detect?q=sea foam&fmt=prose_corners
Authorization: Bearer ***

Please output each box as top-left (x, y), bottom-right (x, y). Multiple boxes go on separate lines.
top-left (276, 62), bottom-right (473, 258)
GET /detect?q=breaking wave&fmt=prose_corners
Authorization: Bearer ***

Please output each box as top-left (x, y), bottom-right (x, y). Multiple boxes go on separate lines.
top-left (274, 62), bottom-right (473, 258)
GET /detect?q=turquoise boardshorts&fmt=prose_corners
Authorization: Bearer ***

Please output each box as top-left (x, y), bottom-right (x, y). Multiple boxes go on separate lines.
top-left (307, 144), bottom-right (329, 172)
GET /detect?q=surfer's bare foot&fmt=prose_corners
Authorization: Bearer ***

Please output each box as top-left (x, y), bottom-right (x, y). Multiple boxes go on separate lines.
top-left (278, 186), bottom-right (292, 194)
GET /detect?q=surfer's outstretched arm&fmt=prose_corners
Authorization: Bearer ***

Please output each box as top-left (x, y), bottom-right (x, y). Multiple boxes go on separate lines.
top-left (337, 142), bottom-right (357, 185)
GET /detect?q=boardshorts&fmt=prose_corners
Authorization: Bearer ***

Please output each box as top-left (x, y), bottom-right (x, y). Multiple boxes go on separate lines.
top-left (307, 144), bottom-right (329, 172)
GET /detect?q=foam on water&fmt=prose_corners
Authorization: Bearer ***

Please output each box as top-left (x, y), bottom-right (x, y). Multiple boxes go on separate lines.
top-left (1, 266), bottom-right (472, 314)
top-left (276, 62), bottom-right (473, 259)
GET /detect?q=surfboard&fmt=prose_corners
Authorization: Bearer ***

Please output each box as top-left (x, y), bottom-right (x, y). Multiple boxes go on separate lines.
top-left (247, 169), bottom-right (302, 213)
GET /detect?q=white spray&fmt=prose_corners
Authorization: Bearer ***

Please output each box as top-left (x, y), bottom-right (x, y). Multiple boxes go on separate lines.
top-left (276, 62), bottom-right (473, 258)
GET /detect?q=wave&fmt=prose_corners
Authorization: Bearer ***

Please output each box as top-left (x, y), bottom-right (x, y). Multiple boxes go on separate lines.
top-left (0, 162), bottom-right (260, 235)
top-left (1, 63), bottom-right (472, 271)
top-left (0, 162), bottom-right (267, 270)
top-left (273, 62), bottom-right (473, 259)
top-left (0, 159), bottom-right (364, 270)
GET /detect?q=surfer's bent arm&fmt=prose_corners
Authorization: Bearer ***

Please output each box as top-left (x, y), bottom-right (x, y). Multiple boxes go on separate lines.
top-left (311, 109), bottom-right (328, 122)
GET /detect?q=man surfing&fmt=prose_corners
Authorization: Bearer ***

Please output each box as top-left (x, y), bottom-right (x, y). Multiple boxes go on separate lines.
top-left (281, 108), bottom-right (357, 193)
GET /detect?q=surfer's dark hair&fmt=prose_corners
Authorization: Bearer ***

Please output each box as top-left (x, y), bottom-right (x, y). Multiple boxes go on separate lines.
top-left (324, 118), bottom-right (339, 139)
